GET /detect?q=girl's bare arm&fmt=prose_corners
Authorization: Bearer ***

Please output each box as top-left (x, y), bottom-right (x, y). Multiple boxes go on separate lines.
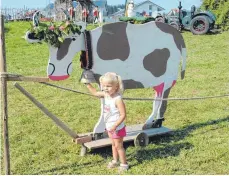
top-left (113, 98), bottom-right (126, 129)
top-left (85, 83), bottom-right (104, 98)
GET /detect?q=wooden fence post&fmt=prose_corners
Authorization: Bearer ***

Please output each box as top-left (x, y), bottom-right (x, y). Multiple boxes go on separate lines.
top-left (0, 15), bottom-right (10, 175)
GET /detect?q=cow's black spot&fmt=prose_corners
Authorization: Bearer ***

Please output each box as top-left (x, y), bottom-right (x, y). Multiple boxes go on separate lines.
top-left (97, 22), bottom-right (130, 61)
top-left (57, 38), bottom-right (72, 60)
top-left (123, 80), bottom-right (144, 89)
top-left (143, 48), bottom-right (170, 77)
top-left (28, 32), bottom-right (39, 40)
top-left (155, 22), bottom-right (186, 52)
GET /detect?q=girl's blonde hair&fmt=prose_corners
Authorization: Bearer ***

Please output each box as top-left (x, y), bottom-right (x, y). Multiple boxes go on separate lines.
top-left (99, 72), bottom-right (124, 94)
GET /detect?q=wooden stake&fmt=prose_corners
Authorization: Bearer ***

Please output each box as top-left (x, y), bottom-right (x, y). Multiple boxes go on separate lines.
top-left (14, 83), bottom-right (79, 139)
top-left (0, 15), bottom-right (10, 175)
top-left (7, 76), bottom-right (49, 82)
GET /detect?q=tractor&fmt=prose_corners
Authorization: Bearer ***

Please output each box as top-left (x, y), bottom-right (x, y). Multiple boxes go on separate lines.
top-left (155, 1), bottom-right (216, 35)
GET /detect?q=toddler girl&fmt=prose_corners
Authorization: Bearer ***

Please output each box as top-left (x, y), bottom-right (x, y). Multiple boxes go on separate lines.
top-left (85, 72), bottom-right (129, 171)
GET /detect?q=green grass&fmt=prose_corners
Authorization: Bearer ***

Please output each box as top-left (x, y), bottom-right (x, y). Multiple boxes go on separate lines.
top-left (1, 21), bottom-right (229, 175)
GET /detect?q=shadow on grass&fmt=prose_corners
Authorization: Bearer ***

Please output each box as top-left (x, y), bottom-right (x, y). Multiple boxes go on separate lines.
top-left (33, 159), bottom-right (104, 175)
top-left (129, 142), bottom-right (193, 167)
top-left (163, 116), bottom-right (229, 143)
top-left (34, 116), bottom-right (228, 174)
top-left (93, 116), bottom-right (229, 163)
top-left (206, 29), bottom-right (222, 35)
top-left (126, 116), bottom-right (229, 166)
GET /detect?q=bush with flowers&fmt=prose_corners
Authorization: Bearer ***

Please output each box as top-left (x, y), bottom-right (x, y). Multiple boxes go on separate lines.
top-left (30, 21), bottom-right (82, 47)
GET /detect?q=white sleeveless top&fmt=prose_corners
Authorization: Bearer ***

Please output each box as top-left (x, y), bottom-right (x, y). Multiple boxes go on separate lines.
top-left (103, 94), bottom-right (125, 131)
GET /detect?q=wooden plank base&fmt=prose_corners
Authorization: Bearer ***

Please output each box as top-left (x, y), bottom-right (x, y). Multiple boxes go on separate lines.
top-left (83, 124), bottom-right (172, 150)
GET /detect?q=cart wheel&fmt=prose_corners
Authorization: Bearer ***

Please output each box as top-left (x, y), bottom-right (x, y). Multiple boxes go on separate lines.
top-left (80, 144), bottom-right (87, 156)
top-left (94, 133), bottom-right (103, 140)
top-left (134, 132), bottom-right (149, 147)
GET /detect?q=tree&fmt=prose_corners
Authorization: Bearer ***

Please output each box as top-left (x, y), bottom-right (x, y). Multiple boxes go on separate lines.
top-left (202, 0), bottom-right (229, 30)
top-left (107, 4), bottom-right (125, 15)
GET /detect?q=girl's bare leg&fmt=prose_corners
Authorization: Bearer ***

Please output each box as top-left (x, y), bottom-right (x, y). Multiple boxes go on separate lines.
top-left (108, 132), bottom-right (119, 161)
top-left (114, 138), bottom-right (127, 164)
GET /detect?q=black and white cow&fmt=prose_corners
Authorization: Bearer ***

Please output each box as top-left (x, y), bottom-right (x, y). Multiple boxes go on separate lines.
top-left (25, 21), bottom-right (186, 134)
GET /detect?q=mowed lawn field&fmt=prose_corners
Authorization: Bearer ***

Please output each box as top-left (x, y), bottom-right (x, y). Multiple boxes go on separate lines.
top-left (1, 21), bottom-right (229, 175)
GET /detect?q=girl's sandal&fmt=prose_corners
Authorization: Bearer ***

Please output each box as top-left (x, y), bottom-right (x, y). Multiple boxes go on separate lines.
top-left (107, 160), bottom-right (119, 169)
top-left (118, 164), bottom-right (129, 172)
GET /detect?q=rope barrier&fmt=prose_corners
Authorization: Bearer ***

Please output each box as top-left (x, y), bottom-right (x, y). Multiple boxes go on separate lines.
top-left (40, 82), bottom-right (94, 97)
top-left (2, 72), bottom-right (229, 101)
top-left (40, 82), bottom-right (229, 101)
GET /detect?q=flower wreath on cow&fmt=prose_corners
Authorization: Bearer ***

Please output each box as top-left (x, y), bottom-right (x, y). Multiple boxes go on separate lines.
top-left (25, 10), bottom-right (187, 136)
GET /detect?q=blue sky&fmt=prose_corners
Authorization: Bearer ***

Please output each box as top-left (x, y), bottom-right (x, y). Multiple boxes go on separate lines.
top-left (1, 0), bottom-right (202, 12)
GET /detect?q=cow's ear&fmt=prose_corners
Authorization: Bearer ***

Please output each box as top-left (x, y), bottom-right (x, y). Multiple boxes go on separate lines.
top-left (75, 21), bottom-right (86, 32)
top-left (24, 31), bottom-right (41, 43)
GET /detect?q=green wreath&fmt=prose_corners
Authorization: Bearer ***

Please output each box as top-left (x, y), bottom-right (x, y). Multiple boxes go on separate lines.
top-left (30, 21), bottom-right (82, 47)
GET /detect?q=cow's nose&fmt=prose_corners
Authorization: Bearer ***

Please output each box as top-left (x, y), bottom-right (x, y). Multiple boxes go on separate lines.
top-left (48, 75), bottom-right (70, 81)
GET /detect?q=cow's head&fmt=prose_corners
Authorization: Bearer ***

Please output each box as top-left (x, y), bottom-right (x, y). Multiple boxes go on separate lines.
top-left (25, 11), bottom-right (86, 81)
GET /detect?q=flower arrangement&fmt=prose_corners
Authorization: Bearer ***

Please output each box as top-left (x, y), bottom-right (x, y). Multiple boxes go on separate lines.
top-left (30, 21), bottom-right (82, 47)
top-left (119, 16), bottom-right (155, 24)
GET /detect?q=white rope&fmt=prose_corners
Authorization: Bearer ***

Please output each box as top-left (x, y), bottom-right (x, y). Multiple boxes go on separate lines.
top-left (3, 72), bottom-right (228, 101)
top-left (40, 82), bottom-right (229, 101)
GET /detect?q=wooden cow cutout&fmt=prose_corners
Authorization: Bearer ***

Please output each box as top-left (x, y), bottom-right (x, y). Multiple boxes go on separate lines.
top-left (25, 21), bottom-right (187, 135)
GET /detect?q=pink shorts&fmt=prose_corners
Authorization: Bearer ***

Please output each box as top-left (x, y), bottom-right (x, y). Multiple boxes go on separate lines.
top-left (108, 126), bottom-right (126, 139)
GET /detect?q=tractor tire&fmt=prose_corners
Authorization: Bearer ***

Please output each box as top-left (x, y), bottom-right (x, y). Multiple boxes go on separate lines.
top-left (169, 22), bottom-right (181, 32)
top-left (155, 16), bottom-right (165, 23)
top-left (190, 16), bottom-right (210, 35)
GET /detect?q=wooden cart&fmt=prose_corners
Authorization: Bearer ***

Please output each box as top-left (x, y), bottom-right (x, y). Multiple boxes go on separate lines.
top-left (74, 124), bottom-right (172, 156)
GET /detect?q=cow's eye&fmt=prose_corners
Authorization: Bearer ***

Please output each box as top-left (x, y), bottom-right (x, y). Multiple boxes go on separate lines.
top-left (72, 38), bottom-right (76, 41)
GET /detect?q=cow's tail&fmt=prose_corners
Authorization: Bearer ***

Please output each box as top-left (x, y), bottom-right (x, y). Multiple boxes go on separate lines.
top-left (181, 47), bottom-right (187, 80)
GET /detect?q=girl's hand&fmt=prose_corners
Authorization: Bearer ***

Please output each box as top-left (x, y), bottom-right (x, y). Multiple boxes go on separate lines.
top-left (110, 125), bottom-right (117, 132)
top-left (84, 83), bottom-right (104, 98)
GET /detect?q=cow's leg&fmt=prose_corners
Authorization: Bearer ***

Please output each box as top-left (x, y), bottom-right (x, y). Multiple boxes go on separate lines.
top-left (92, 97), bottom-right (106, 139)
top-left (93, 85), bottom-right (106, 139)
top-left (143, 81), bottom-right (176, 129)
top-left (154, 81), bottom-right (176, 126)
top-left (143, 83), bottom-right (165, 129)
